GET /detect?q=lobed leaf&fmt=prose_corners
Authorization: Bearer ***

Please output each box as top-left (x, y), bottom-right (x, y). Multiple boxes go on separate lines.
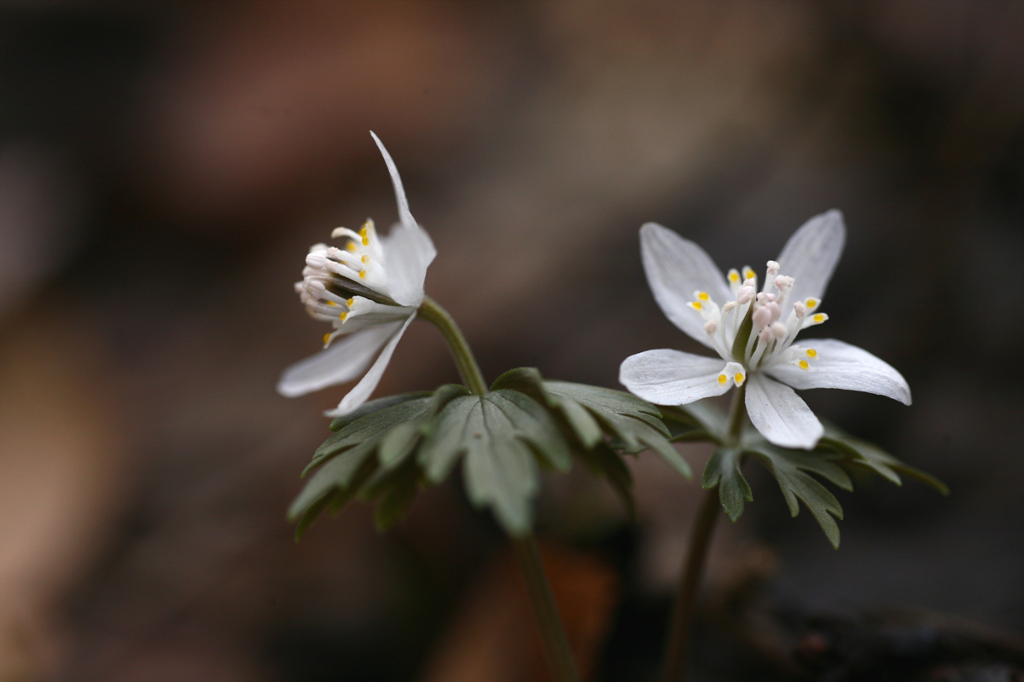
top-left (818, 425), bottom-right (949, 495)
top-left (743, 441), bottom-right (851, 549)
top-left (702, 447), bottom-right (752, 521)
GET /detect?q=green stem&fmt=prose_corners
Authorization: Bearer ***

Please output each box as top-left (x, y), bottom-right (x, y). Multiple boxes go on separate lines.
top-left (660, 386), bottom-right (747, 682)
top-left (419, 299), bottom-right (575, 681)
top-left (417, 296), bottom-right (488, 396)
top-left (511, 536), bottom-right (580, 682)
top-left (725, 383), bottom-right (747, 445)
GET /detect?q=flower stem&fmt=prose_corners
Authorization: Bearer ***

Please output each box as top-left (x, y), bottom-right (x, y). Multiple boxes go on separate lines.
top-left (511, 536), bottom-right (580, 682)
top-left (660, 386), bottom-right (747, 682)
top-left (417, 296), bottom-right (488, 396)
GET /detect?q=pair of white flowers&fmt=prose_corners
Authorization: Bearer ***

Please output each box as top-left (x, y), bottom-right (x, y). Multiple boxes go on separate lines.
top-left (279, 135), bottom-right (910, 450)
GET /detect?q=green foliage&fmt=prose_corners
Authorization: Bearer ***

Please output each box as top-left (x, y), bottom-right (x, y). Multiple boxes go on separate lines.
top-left (289, 368), bottom-right (687, 539)
top-left (662, 403), bottom-right (949, 548)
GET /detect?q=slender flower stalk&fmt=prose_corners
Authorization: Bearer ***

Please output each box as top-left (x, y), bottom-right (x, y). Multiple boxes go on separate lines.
top-left (512, 537), bottom-right (581, 682)
top-left (660, 387), bottom-right (746, 682)
top-left (417, 296), bottom-right (487, 397)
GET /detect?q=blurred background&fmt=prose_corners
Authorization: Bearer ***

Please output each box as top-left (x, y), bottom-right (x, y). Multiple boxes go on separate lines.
top-left (1, 2), bottom-right (1021, 681)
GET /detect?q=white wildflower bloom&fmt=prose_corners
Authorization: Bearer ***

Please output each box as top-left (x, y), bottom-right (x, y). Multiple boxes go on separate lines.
top-left (277, 132), bottom-right (436, 416)
top-left (619, 211), bottom-right (911, 449)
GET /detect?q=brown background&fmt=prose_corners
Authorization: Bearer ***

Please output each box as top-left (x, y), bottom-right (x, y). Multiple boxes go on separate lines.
top-left (0, 2), bottom-right (1021, 681)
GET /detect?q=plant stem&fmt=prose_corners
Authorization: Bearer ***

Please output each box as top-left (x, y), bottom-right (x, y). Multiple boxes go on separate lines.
top-left (725, 384), bottom-right (747, 444)
top-left (511, 536), bottom-right (580, 682)
top-left (660, 386), bottom-right (747, 682)
top-left (417, 296), bottom-right (488, 396)
top-left (419, 300), bottom-right (575, 680)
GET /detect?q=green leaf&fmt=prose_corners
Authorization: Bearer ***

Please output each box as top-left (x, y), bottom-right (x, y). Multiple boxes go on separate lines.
top-left (702, 447), bottom-right (752, 521)
top-left (490, 389), bottom-right (572, 473)
top-left (418, 389), bottom-right (573, 535)
top-left (288, 439), bottom-right (381, 536)
top-left (743, 442), bottom-right (852, 549)
top-left (491, 367), bottom-right (604, 448)
top-left (378, 384), bottom-right (472, 470)
top-left (372, 461), bottom-right (421, 532)
top-left (819, 425), bottom-right (949, 496)
top-left (577, 442), bottom-right (635, 518)
top-left (328, 392), bottom-right (431, 432)
top-left (306, 396), bottom-right (433, 474)
top-left (660, 401), bottom-right (728, 443)
top-left (543, 381), bottom-right (691, 478)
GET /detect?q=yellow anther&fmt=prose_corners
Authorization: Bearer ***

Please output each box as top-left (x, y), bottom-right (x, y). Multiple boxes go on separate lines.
top-left (361, 255), bottom-right (369, 264)
top-left (359, 270), bottom-right (367, 279)
top-left (323, 333), bottom-right (331, 344)
top-left (813, 313), bottom-right (825, 323)
top-left (799, 360), bottom-right (809, 370)
top-left (690, 301), bottom-right (703, 311)
top-left (744, 269), bottom-right (755, 280)
top-left (806, 298), bottom-right (818, 309)
top-left (359, 225), bottom-right (368, 237)
top-left (718, 374), bottom-right (727, 384)
top-left (734, 372), bottom-right (744, 384)
top-left (346, 297), bottom-right (354, 307)
top-left (346, 242), bottom-right (357, 253)
top-left (806, 348), bottom-right (817, 358)
top-left (339, 312), bottom-right (348, 321)
top-left (362, 237), bottom-right (369, 246)
top-left (698, 292), bottom-right (709, 301)
top-left (326, 301), bottom-right (337, 306)
top-left (728, 271), bottom-right (740, 283)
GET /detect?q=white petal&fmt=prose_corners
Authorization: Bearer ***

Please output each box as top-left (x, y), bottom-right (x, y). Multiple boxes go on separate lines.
top-left (371, 131), bottom-right (415, 228)
top-left (382, 222), bottom-right (435, 307)
top-left (326, 314), bottom-right (416, 416)
top-left (764, 338), bottom-right (911, 405)
top-left (369, 131), bottom-right (436, 307)
top-left (276, 320), bottom-right (402, 397)
top-left (619, 349), bottom-right (733, 405)
top-left (775, 210), bottom-right (845, 305)
top-left (640, 223), bottom-right (732, 349)
top-left (745, 374), bottom-right (823, 449)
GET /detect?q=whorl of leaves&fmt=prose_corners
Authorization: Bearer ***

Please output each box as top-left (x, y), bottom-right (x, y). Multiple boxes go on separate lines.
top-left (664, 404), bottom-right (948, 549)
top-left (289, 368), bottom-right (687, 539)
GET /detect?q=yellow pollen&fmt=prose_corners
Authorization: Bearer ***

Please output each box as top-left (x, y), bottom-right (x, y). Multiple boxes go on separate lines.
top-left (806, 348), bottom-right (817, 357)
top-left (734, 372), bottom-right (744, 383)
top-left (362, 237), bottom-right (369, 246)
top-left (806, 299), bottom-right (818, 308)
top-left (359, 226), bottom-right (368, 237)
top-left (718, 374), bottom-right (727, 384)
top-left (361, 255), bottom-right (369, 264)
top-left (339, 312), bottom-right (348, 321)
top-left (729, 272), bottom-right (740, 283)
top-left (813, 313), bottom-right (824, 323)
top-left (698, 292), bottom-right (709, 301)
top-left (744, 269), bottom-right (755, 280)
top-left (359, 270), bottom-right (367, 279)
top-left (326, 301), bottom-right (337, 306)
top-left (346, 297), bottom-right (354, 306)
top-left (323, 333), bottom-right (331, 344)
top-left (799, 360), bottom-right (809, 370)
top-left (346, 242), bottom-right (357, 252)
top-left (691, 301), bottom-right (703, 311)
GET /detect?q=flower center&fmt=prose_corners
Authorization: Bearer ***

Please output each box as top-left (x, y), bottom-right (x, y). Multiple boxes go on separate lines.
top-left (295, 219), bottom-right (411, 347)
top-left (687, 260), bottom-right (830, 373)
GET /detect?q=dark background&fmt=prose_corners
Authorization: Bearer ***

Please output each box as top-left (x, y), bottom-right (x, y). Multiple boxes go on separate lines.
top-left (0, 3), bottom-right (1021, 681)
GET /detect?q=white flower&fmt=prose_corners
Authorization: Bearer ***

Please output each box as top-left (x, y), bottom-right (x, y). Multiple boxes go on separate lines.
top-left (619, 211), bottom-right (910, 449)
top-left (277, 132), bottom-right (436, 416)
